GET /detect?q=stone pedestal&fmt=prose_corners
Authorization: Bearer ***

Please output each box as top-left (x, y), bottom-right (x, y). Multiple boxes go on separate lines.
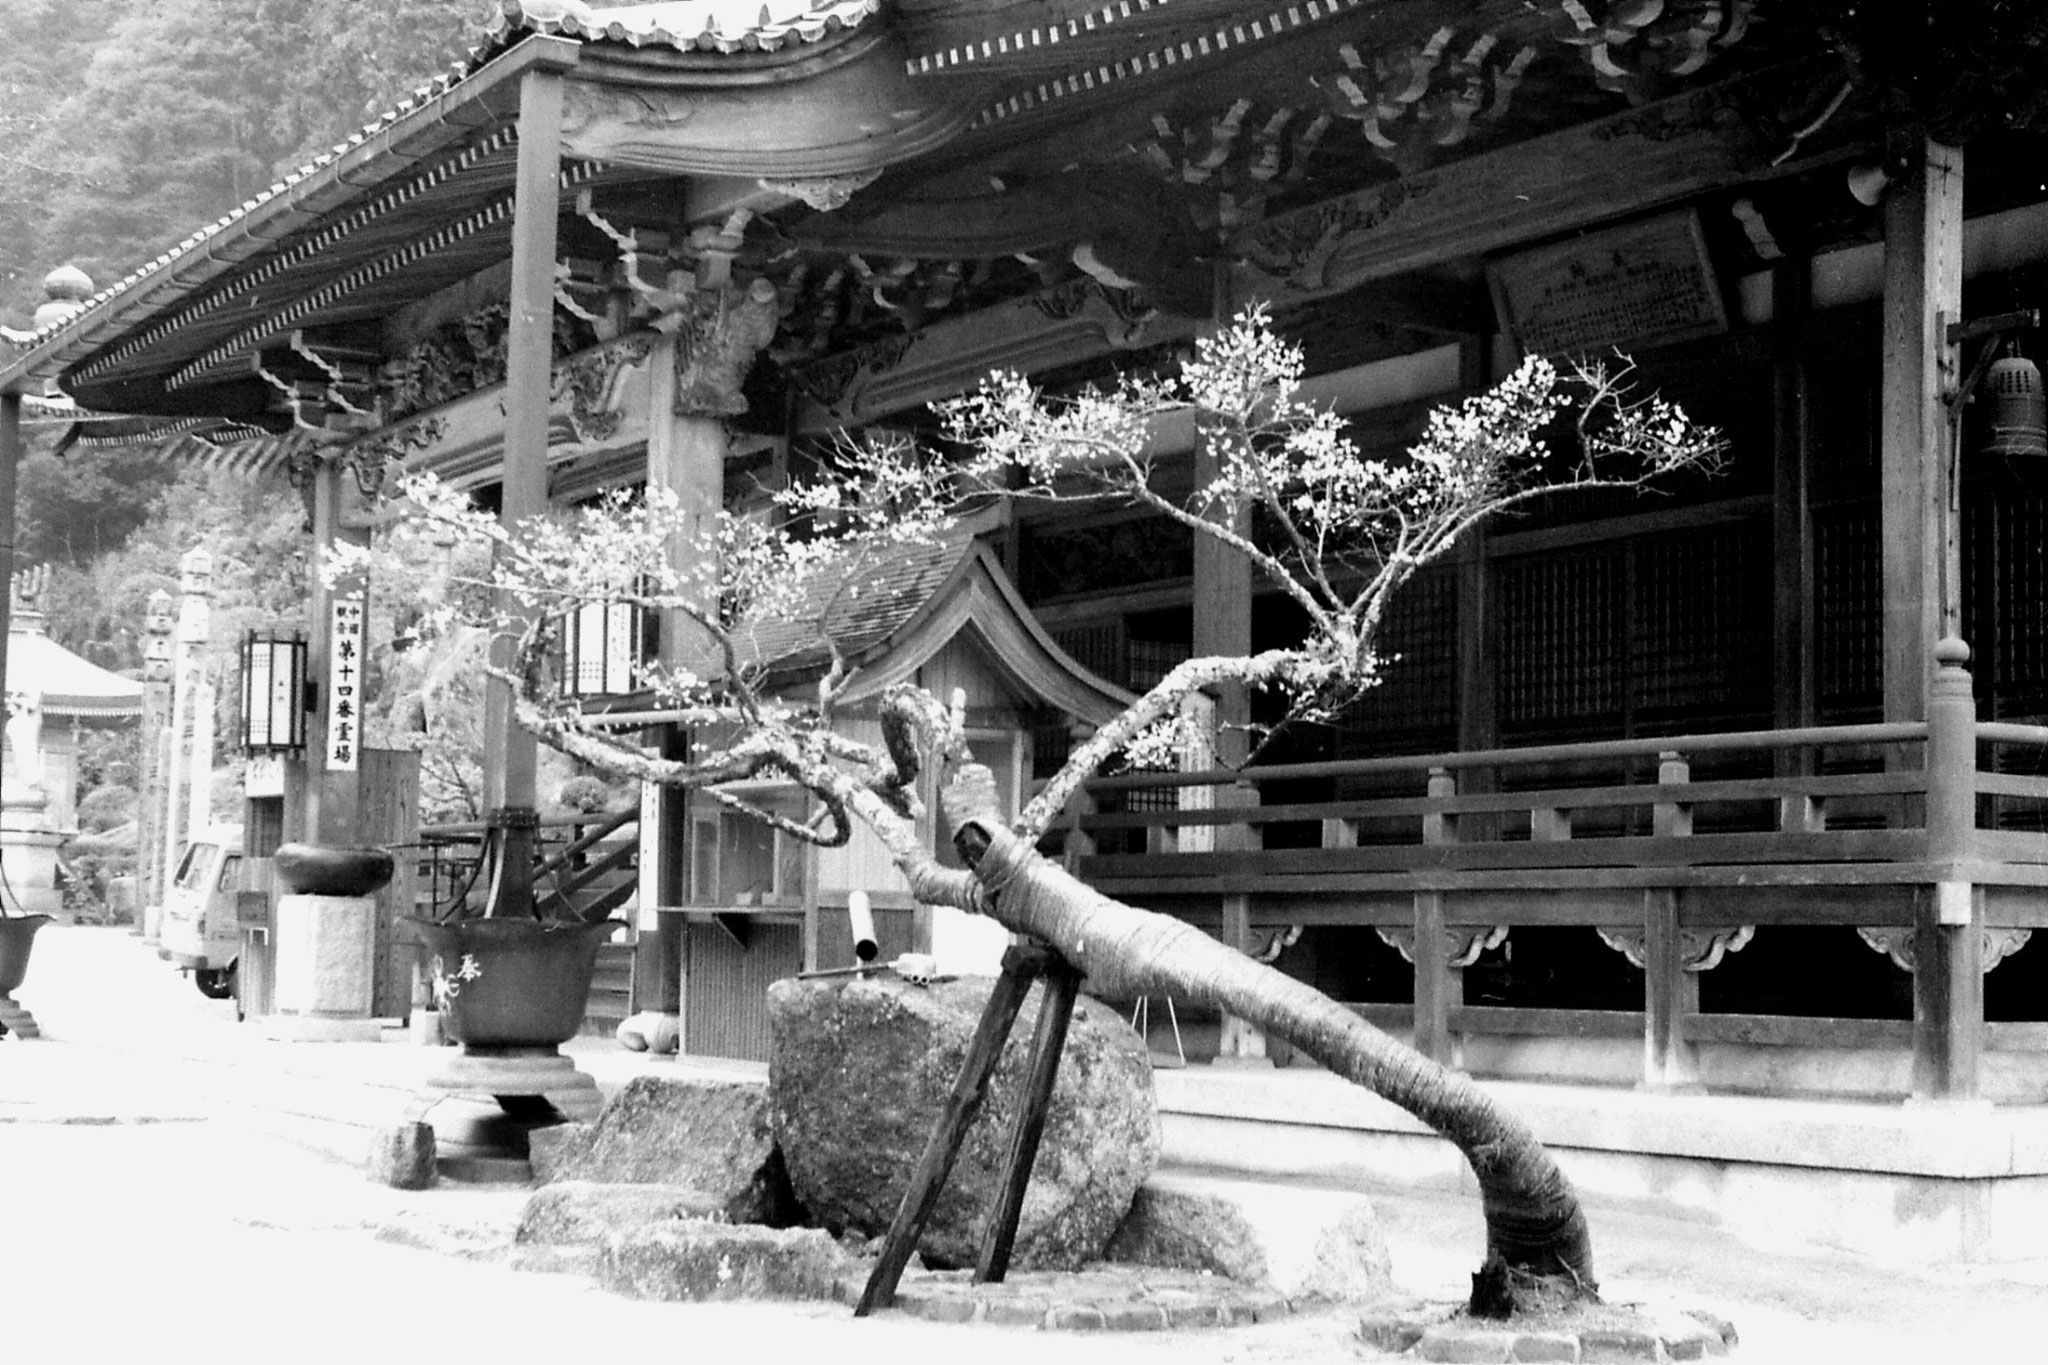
top-left (261, 892), bottom-right (382, 1042)
top-left (403, 1046), bottom-right (605, 1181)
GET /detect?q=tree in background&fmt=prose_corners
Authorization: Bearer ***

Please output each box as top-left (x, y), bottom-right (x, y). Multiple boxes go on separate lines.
top-left (349, 311), bottom-right (1720, 1312)
top-left (1, 0), bottom-right (482, 318)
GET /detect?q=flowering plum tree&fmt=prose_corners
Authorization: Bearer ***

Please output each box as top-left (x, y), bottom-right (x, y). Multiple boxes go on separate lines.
top-left (343, 308), bottom-right (1719, 1311)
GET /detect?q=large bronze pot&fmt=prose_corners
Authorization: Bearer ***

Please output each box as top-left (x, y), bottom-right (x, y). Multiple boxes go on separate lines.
top-left (406, 917), bottom-right (622, 1048)
top-left (0, 914), bottom-right (51, 997)
top-left (274, 843), bottom-right (396, 897)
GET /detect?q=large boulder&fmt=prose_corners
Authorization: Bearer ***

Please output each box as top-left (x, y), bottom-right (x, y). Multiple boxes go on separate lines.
top-left (766, 973), bottom-right (1158, 1271)
top-left (534, 1075), bottom-right (799, 1225)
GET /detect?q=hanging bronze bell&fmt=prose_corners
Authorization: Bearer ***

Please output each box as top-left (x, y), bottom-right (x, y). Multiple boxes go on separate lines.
top-left (1981, 354), bottom-right (2048, 459)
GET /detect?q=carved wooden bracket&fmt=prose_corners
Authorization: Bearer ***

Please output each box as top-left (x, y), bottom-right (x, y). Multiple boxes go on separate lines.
top-left (673, 278), bottom-right (780, 418)
top-left (1855, 926), bottom-right (2035, 974)
top-left (1377, 924), bottom-right (1506, 969)
top-left (1596, 924), bottom-right (1753, 972)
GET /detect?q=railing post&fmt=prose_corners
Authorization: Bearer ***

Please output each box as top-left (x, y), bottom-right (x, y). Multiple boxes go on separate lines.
top-left (1412, 767), bottom-right (1458, 1066)
top-left (1643, 752), bottom-right (1701, 1091)
top-left (1913, 635), bottom-right (1983, 1102)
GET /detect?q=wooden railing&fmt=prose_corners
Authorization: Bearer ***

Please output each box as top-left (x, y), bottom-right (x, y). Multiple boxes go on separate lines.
top-left (411, 809), bottom-right (639, 923)
top-left (1074, 644), bottom-right (2037, 1100)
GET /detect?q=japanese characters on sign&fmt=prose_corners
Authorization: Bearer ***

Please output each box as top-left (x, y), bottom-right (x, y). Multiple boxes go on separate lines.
top-left (326, 594), bottom-right (367, 772)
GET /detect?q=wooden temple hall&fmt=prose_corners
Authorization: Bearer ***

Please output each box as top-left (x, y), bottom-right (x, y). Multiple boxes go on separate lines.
top-left (8, 1), bottom-right (2048, 1256)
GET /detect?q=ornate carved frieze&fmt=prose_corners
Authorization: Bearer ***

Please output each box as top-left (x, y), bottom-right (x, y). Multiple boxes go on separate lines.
top-left (1856, 926), bottom-right (2035, 974)
top-left (335, 415), bottom-right (449, 498)
top-left (788, 279), bottom-right (1196, 429)
top-left (554, 335), bottom-right (653, 442)
top-left (1377, 924), bottom-right (1507, 969)
top-left (1233, 65), bottom-right (1834, 306)
top-left (1596, 924), bottom-right (1754, 972)
top-left (382, 304), bottom-right (596, 424)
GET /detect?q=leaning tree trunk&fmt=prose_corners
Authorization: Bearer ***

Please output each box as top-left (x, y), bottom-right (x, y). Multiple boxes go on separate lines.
top-left (942, 776), bottom-right (1596, 1304)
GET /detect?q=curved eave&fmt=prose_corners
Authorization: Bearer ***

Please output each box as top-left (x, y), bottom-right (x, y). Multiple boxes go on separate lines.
top-left (0, 36), bottom-right (574, 401)
top-left (839, 544), bottom-right (1132, 724)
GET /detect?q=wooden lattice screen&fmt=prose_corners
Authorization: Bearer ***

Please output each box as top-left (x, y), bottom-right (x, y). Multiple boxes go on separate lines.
top-left (1632, 520), bottom-right (1772, 727)
top-left (1498, 517), bottom-right (1770, 740)
top-left (1335, 566), bottom-right (1458, 755)
top-left (1499, 546), bottom-right (1624, 736)
top-left (1814, 502), bottom-right (1881, 722)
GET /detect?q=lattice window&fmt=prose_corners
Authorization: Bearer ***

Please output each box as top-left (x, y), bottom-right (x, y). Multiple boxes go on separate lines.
top-left (1127, 637), bottom-right (1190, 692)
top-left (1050, 619), bottom-right (1127, 688)
top-left (1336, 566), bottom-right (1457, 755)
top-left (1973, 487), bottom-right (2048, 717)
top-left (1499, 547), bottom-right (1624, 734)
top-left (1631, 520), bottom-right (1771, 724)
top-left (1814, 503), bottom-right (1881, 720)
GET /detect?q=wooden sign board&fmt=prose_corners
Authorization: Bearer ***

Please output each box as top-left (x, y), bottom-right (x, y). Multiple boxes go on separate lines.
top-left (1488, 208), bottom-right (1728, 360)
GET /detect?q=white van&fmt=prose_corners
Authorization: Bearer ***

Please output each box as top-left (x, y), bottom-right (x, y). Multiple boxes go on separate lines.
top-left (161, 824), bottom-right (244, 1000)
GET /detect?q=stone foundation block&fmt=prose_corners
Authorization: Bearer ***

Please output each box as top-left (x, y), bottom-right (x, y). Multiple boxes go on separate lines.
top-left (516, 1180), bottom-right (726, 1247)
top-left (598, 1221), bottom-right (848, 1302)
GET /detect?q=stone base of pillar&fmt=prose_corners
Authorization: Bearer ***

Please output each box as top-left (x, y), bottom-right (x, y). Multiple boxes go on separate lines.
top-left (257, 1013), bottom-right (385, 1043)
top-left (1217, 1013), bottom-right (1268, 1060)
top-left (271, 892), bottom-right (377, 1031)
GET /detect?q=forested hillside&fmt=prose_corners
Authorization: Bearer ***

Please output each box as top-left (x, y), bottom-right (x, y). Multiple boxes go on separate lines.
top-left (2, 0), bottom-right (484, 319)
top-left (4, 2), bottom-right (499, 904)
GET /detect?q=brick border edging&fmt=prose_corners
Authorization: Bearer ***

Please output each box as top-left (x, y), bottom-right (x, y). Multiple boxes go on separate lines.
top-left (1358, 1299), bottom-right (1739, 1362)
top-left (833, 1267), bottom-right (1296, 1331)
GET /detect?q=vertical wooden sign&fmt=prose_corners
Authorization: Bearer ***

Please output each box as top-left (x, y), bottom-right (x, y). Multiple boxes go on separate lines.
top-left (326, 594), bottom-right (366, 772)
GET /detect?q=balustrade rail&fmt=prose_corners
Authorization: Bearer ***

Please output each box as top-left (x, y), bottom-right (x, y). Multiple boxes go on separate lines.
top-left (1071, 647), bottom-right (2043, 1099)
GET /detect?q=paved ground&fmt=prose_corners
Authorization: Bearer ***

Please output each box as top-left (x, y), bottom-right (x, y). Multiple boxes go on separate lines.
top-left (4, 925), bottom-right (2046, 1362)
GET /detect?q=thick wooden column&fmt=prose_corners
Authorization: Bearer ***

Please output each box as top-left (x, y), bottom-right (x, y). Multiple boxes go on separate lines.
top-left (1190, 432), bottom-right (1254, 768)
top-left (1879, 133), bottom-right (1963, 724)
top-left (1772, 256), bottom-right (1815, 742)
top-left (1914, 638), bottom-right (1983, 1100)
top-left (301, 460), bottom-right (367, 845)
top-left (483, 50), bottom-right (576, 913)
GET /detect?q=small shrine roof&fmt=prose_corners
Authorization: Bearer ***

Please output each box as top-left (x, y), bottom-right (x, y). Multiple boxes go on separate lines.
top-left (6, 621), bottom-right (144, 719)
top-left (728, 521), bottom-right (1131, 723)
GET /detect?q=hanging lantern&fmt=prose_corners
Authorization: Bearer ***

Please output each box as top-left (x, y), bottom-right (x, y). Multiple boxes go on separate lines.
top-left (239, 631), bottom-right (307, 754)
top-left (559, 600), bottom-right (644, 698)
top-left (1979, 353), bottom-right (2048, 459)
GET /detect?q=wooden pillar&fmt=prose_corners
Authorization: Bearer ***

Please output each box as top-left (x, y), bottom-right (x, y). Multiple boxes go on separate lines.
top-left (1772, 256), bottom-right (1815, 745)
top-left (1411, 767), bottom-right (1458, 1065)
top-left (1190, 433), bottom-right (1253, 768)
top-left (0, 393), bottom-right (18, 703)
top-left (300, 460), bottom-right (367, 845)
top-left (1913, 637), bottom-right (1983, 1100)
top-left (1880, 132), bottom-right (1963, 725)
top-left (1643, 753), bottom-right (1700, 1091)
top-left (482, 49), bottom-right (576, 913)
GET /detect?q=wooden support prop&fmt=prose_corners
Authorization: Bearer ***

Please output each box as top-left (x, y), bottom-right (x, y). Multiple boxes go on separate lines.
top-left (856, 941), bottom-right (1055, 1316)
top-left (976, 955), bottom-right (1083, 1283)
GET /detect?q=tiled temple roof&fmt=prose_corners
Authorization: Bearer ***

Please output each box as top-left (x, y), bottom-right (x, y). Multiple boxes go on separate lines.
top-left (490, 0), bottom-right (880, 54)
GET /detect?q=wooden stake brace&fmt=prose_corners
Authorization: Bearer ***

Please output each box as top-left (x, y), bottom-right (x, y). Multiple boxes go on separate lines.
top-left (854, 939), bottom-right (1084, 1315)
